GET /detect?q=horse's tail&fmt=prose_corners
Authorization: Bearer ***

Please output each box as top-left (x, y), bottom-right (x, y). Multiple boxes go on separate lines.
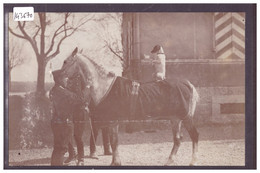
top-left (187, 81), bottom-right (200, 118)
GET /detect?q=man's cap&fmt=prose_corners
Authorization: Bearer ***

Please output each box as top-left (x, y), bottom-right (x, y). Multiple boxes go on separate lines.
top-left (52, 69), bottom-right (67, 83)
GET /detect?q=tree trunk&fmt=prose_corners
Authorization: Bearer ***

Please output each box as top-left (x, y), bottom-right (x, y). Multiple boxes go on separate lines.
top-left (36, 58), bottom-right (46, 95)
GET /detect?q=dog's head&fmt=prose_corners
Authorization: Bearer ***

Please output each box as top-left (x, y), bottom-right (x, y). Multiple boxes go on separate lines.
top-left (151, 45), bottom-right (164, 54)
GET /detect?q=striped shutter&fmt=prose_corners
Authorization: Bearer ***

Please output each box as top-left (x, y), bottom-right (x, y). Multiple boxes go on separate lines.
top-left (214, 12), bottom-right (245, 60)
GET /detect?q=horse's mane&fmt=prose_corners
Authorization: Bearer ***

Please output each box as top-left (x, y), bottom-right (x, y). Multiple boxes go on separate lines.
top-left (78, 53), bottom-right (112, 79)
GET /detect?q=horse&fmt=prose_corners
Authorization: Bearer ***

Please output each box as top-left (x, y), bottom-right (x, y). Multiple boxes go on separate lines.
top-left (61, 47), bottom-right (200, 166)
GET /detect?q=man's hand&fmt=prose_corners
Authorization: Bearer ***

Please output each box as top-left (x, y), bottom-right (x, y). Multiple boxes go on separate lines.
top-left (85, 106), bottom-right (90, 114)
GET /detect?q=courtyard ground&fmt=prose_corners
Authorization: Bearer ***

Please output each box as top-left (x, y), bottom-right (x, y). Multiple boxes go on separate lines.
top-left (8, 122), bottom-right (245, 167)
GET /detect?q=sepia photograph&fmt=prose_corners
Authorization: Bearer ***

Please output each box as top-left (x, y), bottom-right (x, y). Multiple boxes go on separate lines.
top-left (4, 3), bottom-right (256, 169)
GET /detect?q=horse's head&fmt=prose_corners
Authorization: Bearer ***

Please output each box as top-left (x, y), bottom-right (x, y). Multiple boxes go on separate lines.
top-left (61, 47), bottom-right (117, 105)
top-left (62, 47), bottom-right (79, 78)
top-left (61, 48), bottom-right (91, 90)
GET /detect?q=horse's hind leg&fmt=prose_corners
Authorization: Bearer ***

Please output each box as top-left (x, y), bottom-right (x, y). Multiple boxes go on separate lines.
top-left (182, 116), bottom-right (199, 166)
top-left (165, 119), bottom-right (182, 166)
top-left (178, 120), bottom-right (183, 139)
top-left (109, 124), bottom-right (121, 166)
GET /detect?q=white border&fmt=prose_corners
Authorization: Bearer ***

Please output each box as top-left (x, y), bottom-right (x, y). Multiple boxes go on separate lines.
top-left (1, 1), bottom-right (258, 172)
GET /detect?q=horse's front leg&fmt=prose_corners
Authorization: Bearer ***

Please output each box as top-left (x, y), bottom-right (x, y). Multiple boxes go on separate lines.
top-left (109, 124), bottom-right (121, 166)
top-left (165, 119), bottom-right (182, 166)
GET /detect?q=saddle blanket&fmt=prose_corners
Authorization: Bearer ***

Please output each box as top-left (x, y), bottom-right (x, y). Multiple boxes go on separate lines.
top-left (90, 77), bottom-right (193, 121)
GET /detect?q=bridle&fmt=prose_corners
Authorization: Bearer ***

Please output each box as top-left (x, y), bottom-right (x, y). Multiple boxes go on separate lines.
top-left (63, 55), bottom-right (94, 99)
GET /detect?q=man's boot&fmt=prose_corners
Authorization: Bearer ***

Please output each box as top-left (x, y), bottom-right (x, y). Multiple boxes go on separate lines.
top-left (64, 143), bottom-right (77, 164)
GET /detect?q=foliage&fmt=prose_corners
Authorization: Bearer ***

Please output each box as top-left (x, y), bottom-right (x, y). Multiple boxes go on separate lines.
top-left (9, 95), bottom-right (24, 149)
top-left (19, 93), bottom-right (53, 149)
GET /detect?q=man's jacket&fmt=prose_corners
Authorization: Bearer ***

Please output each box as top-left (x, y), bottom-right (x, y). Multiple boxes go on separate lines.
top-left (50, 85), bottom-right (86, 123)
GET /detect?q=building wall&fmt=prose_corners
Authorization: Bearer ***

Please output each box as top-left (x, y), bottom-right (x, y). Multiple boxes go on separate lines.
top-left (139, 13), bottom-right (214, 59)
top-left (123, 13), bottom-right (245, 124)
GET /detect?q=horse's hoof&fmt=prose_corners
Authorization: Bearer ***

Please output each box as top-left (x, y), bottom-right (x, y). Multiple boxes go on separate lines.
top-left (164, 159), bottom-right (176, 166)
top-left (77, 160), bottom-right (84, 166)
top-left (110, 161), bottom-right (121, 166)
top-left (189, 162), bottom-right (197, 166)
top-left (104, 150), bottom-right (112, 155)
top-left (89, 153), bottom-right (99, 160)
top-left (189, 159), bottom-right (198, 166)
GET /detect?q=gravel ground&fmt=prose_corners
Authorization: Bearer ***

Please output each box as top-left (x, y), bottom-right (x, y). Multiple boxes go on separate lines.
top-left (8, 123), bottom-right (245, 167)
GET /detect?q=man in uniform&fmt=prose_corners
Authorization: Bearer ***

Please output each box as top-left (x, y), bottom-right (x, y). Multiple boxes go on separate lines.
top-left (64, 74), bottom-right (90, 165)
top-left (49, 69), bottom-right (86, 166)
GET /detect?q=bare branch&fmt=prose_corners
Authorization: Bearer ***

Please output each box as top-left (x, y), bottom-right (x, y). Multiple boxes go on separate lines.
top-left (104, 40), bottom-right (124, 62)
top-left (76, 15), bottom-right (95, 28)
top-left (9, 40), bottom-right (26, 72)
top-left (17, 22), bottom-right (32, 40)
top-left (56, 27), bottom-right (74, 35)
top-left (33, 25), bottom-right (41, 42)
top-left (45, 13), bottom-right (69, 56)
top-left (46, 13), bottom-right (93, 61)
top-left (46, 28), bottom-right (76, 61)
top-left (10, 56), bottom-right (24, 71)
top-left (9, 27), bottom-right (26, 39)
top-left (106, 13), bottom-right (122, 24)
top-left (17, 21), bottom-right (40, 57)
top-left (64, 14), bottom-right (68, 37)
top-left (21, 21), bottom-right (26, 28)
